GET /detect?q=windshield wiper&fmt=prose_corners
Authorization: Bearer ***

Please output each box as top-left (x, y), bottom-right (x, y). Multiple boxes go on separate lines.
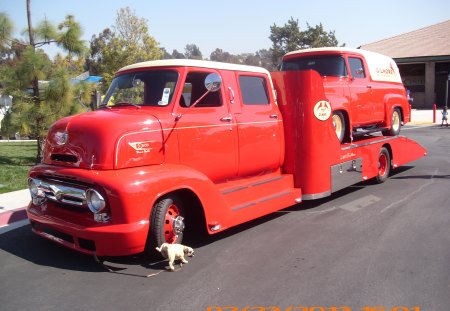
top-left (114, 102), bottom-right (142, 109)
top-left (98, 103), bottom-right (110, 109)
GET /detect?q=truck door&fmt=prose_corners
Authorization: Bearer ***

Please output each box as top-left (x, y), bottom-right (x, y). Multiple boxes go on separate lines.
top-left (348, 57), bottom-right (383, 126)
top-left (232, 73), bottom-right (283, 177)
top-left (175, 70), bottom-right (238, 182)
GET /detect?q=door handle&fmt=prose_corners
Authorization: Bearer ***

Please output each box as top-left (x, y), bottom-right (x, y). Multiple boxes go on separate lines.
top-left (269, 114), bottom-right (278, 119)
top-left (220, 116), bottom-right (232, 122)
top-left (366, 85), bottom-right (372, 89)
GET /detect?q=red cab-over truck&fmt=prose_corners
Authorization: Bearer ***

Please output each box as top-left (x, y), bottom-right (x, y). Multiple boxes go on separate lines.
top-left (27, 48), bottom-right (426, 256)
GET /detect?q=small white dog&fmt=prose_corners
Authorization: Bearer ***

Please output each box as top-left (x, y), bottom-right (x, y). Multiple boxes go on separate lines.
top-left (155, 243), bottom-right (194, 271)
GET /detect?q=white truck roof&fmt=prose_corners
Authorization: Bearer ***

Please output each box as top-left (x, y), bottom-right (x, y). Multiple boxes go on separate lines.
top-left (118, 59), bottom-right (271, 75)
top-left (285, 47), bottom-right (403, 84)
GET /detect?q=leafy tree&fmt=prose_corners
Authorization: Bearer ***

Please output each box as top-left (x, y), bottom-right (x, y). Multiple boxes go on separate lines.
top-left (255, 49), bottom-right (275, 71)
top-left (88, 7), bottom-right (163, 90)
top-left (303, 23), bottom-right (339, 48)
top-left (210, 48), bottom-right (238, 63)
top-left (184, 44), bottom-right (202, 60)
top-left (0, 1), bottom-right (87, 162)
top-left (209, 48), bottom-right (275, 71)
top-left (171, 49), bottom-right (185, 59)
top-left (269, 18), bottom-right (304, 65)
top-left (269, 17), bottom-right (343, 68)
top-left (160, 47), bottom-right (172, 59)
top-left (0, 12), bottom-right (13, 47)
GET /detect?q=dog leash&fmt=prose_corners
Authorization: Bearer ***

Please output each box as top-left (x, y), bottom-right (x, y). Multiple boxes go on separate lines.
top-left (93, 253), bottom-right (180, 277)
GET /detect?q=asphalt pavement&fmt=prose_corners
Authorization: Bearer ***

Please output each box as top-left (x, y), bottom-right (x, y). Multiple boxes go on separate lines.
top-left (0, 118), bottom-right (449, 311)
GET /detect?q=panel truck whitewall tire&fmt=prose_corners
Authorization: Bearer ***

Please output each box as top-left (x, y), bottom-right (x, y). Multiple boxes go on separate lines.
top-left (383, 108), bottom-right (401, 136)
top-left (332, 111), bottom-right (346, 143)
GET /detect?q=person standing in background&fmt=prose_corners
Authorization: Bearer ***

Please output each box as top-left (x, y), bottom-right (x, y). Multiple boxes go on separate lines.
top-left (441, 106), bottom-right (448, 127)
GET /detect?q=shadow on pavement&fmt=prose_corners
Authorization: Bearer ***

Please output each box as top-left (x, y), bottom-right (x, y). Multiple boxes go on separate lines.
top-left (0, 225), bottom-right (170, 276)
top-left (0, 225), bottom-right (103, 272)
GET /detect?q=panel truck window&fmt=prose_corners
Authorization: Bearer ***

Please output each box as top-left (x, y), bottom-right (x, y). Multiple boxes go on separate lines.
top-left (349, 57), bottom-right (366, 79)
top-left (281, 55), bottom-right (347, 77)
top-left (239, 76), bottom-right (270, 105)
top-left (180, 71), bottom-right (222, 108)
top-left (101, 70), bottom-right (179, 107)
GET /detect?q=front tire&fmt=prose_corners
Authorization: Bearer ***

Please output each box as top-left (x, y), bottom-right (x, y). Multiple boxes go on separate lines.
top-left (376, 147), bottom-right (391, 183)
top-left (146, 195), bottom-right (185, 253)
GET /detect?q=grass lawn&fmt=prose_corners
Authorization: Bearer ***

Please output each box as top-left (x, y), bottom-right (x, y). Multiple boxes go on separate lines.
top-left (0, 141), bottom-right (37, 194)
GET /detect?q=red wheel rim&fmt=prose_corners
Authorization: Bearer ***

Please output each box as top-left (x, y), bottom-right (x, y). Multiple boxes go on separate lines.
top-left (379, 153), bottom-right (388, 177)
top-left (164, 204), bottom-right (180, 243)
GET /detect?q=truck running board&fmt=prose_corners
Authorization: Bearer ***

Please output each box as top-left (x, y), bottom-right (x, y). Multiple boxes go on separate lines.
top-left (214, 172), bottom-right (302, 229)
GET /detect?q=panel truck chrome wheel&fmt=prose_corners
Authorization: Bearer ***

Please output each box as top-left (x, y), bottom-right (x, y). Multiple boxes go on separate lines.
top-left (383, 108), bottom-right (401, 136)
top-left (332, 111), bottom-right (346, 143)
top-left (376, 147), bottom-right (391, 183)
top-left (147, 195), bottom-right (185, 254)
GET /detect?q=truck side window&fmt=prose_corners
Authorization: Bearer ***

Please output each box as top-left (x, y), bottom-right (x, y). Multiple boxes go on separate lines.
top-left (239, 76), bottom-right (269, 105)
top-left (349, 57), bottom-right (366, 79)
top-left (180, 71), bottom-right (222, 107)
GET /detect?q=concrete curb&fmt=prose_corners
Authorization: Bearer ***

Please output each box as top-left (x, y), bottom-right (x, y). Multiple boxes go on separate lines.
top-left (0, 189), bottom-right (30, 233)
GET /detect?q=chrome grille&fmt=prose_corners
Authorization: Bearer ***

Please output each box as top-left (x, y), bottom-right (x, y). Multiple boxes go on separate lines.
top-left (31, 178), bottom-right (88, 207)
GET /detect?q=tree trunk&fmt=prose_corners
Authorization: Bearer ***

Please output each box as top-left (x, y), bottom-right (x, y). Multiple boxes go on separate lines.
top-left (27, 0), bottom-right (43, 163)
top-left (26, 0), bottom-right (34, 46)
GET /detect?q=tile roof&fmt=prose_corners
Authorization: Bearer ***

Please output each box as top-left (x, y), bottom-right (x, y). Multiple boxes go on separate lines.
top-left (359, 20), bottom-right (450, 59)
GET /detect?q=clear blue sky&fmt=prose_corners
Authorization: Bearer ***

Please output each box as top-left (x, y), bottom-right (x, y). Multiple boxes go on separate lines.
top-left (1, 0), bottom-right (449, 58)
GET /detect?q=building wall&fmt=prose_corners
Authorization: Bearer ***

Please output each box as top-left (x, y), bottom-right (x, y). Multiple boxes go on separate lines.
top-left (398, 63), bottom-right (427, 108)
top-left (435, 61), bottom-right (450, 107)
top-left (397, 60), bottom-right (450, 109)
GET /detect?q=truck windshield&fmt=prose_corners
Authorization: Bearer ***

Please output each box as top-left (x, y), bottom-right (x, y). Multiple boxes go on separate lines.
top-left (101, 70), bottom-right (179, 107)
top-left (281, 55), bottom-right (347, 77)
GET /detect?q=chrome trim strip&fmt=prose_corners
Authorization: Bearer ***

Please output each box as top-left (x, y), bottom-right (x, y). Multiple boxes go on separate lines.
top-left (231, 190), bottom-right (292, 211)
top-left (259, 191), bottom-right (291, 203)
top-left (252, 176), bottom-right (284, 187)
top-left (114, 120), bottom-right (282, 167)
top-left (222, 176), bottom-right (285, 195)
top-left (222, 186), bottom-right (247, 195)
top-left (231, 202), bottom-right (256, 211)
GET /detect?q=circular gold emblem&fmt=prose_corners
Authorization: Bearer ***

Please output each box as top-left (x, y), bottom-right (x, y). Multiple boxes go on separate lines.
top-left (313, 100), bottom-right (331, 121)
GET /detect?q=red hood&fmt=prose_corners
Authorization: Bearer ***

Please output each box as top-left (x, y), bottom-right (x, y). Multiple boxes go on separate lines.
top-left (43, 107), bottom-right (165, 170)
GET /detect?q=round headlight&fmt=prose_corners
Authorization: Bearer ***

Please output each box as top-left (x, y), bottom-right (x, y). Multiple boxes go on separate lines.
top-left (28, 178), bottom-right (40, 198)
top-left (85, 189), bottom-right (106, 213)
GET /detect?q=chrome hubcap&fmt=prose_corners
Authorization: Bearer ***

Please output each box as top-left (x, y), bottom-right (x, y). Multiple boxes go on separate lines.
top-left (173, 216), bottom-right (185, 235)
top-left (392, 111), bottom-right (400, 131)
top-left (333, 115), bottom-right (343, 137)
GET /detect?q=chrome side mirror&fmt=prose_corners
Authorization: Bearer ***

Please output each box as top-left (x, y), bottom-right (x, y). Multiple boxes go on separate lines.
top-left (204, 73), bottom-right (222, 92)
